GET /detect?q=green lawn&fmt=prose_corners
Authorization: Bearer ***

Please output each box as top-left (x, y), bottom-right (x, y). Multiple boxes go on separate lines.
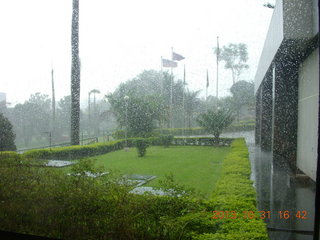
top-left (87, 146), bottom-right (230, 196)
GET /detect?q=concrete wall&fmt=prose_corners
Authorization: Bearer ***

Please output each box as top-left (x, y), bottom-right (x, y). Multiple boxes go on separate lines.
top-left (254, 0), bottom-right (284, 94)
top-left (297, 49), bottom-right (319, 181)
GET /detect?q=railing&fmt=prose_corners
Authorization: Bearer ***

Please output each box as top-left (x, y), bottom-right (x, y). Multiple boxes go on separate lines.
top-left (17, 137), bottom-right (99, 154)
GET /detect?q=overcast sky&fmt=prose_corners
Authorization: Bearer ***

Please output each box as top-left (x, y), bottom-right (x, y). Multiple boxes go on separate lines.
top-left (0, 0), bottom-right (274, 106)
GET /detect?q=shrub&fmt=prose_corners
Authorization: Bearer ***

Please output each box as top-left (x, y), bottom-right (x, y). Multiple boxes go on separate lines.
top-left (136, 139), bottom-right (149, 157)
top-left (0, 138), bottom-right (267, 239)
top-left (197, 109), bottom-right (234, 139)
top-left (160, 135), bottom-right (174, 147)
top-left (203, 139), bottom-right (268, 239)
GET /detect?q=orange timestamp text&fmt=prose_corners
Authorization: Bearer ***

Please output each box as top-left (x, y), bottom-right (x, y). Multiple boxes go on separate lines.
top-left (211, 210), bottom-right (308, 220)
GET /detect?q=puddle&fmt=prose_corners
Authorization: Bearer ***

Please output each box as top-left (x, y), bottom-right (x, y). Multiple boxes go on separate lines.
top-left (67, 171), bottom-right (109, 178)
top-left (45, 160), bottom-right (75, 167)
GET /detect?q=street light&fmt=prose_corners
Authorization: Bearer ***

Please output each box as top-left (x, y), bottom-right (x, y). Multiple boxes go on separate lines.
top-left (88, 89), bottom-right (100, 138)
top-left (124, 95), bottom-right (129, 151)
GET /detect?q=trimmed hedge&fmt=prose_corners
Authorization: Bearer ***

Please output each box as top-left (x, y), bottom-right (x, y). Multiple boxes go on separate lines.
top-left (1, 138), bottom-right (268, 239)
top-left (196, 139), bottom-right (268, 240)
top-left (23, 137), bottom-right (233, 160)
top-left (173, 137), bottom-right (232, 146)
top-left (112, 120), bottom-right (255, 139)
top-left (0, 151), bottom-right (21, 160)
top-left (23, 140), bottom-right (127, 160)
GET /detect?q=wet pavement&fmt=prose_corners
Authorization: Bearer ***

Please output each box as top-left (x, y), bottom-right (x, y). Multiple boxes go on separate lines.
top-left (221, 131), bottom-right (316, 240)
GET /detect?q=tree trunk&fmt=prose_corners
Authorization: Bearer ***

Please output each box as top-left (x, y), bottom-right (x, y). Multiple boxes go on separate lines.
top-left (71, 0), bottom-right (80, 145)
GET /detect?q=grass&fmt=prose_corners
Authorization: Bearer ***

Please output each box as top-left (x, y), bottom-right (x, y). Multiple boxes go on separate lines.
top-left (84, 146), bottom-right (230, 196)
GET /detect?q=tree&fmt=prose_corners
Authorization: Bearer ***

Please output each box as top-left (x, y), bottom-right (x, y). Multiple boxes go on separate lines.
top-left (107, 94), bottom-right (164, 137)
top-left (197, 109), bottom-right (234, 140)
top-left (9, 93), bottom-right (51, 147)
top-left (215, 43), bottom-right (249, 84)
top-left (106, 69), bottom-right (186, 128)
top-left (230, 80), bottom-right (255, 121)
top-left (71, 0), bottom-right (81, 145)
top-left (184, 90), bottom-right (201, 128)
top-left (0, 113), bottom-right (16, 151)
top-left (56, 95), bottom-right (71, 140)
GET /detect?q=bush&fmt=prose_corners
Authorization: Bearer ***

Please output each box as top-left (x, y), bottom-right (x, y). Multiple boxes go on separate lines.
top-left (0, 155), bottom-right (202, 240)
top-left (160, 135), bottom-right (174, 147)
top-left (23, 137), bottom-right (234, 160)
top-left (136, 139), bottom-right (149, 157)
top-left (0, 138), bottom-right (267, 239)
top-left (173, 137), bottom-right (233, 147)
top-left (203, 139), bottom-right (268, 239)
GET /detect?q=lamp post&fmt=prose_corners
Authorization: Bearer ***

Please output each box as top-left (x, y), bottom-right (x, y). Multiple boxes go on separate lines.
top-left (89, 89), bottom-right (100, 138)
top-left (124, 95), bottom-right (129, 150)
top-left (88, 91), bottom-right (91, 137)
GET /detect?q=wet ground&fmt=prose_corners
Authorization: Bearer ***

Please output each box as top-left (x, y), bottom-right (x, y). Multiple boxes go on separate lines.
top-left (221, 131), bottom-right (316, 240)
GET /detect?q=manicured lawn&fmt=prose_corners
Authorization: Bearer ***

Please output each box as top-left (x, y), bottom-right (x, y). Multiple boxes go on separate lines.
top-left (88, 146), bottom-right (230, 196)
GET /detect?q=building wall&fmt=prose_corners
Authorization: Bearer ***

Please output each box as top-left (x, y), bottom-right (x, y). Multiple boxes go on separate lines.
top-left (297, 49), bottom-right (319, 181)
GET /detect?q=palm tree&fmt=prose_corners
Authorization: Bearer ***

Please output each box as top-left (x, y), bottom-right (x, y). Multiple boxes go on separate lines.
top-left (70, 0), bottom-right (80, 145)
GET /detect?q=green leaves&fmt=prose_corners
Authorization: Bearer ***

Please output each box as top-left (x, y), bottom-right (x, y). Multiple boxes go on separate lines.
top-left (0, 113), bottom-right (16, 151)
top-left (135, 138), bottom-right (149, 157)
top-left (197, 110), bottom-right (234, 139)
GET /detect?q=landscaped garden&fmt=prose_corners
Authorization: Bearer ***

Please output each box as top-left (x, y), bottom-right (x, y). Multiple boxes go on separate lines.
top-left (74, 146), bottom-right (230, 196)
top-left (0, 138), bottom-right (269, 239)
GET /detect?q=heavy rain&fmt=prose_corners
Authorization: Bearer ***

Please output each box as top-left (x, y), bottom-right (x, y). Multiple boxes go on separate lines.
top-left (0, 0), bottom-right (319, 239)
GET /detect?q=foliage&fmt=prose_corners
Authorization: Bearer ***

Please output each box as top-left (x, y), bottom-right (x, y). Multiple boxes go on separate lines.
top-left (230, 80), bottom-right (255, 121)
top-left (197, 109), bottom-right (234, 139)
top-left (160, 135), bottom-right (174, 147)
top-left (0, 139), bottom-right (267, 239)
top-left (214, 43), bottom-right (249, 84)
top-left (8, 93), bottom-right (51, 147)
top-left (172, 137), bottom-right (233, 146)
top-left (202, 139), bottom-right (269, 240)
top-left (106, 69), bottom-right (203, 129)
top-left (114, 119), bottom-right (255, 139)
top-left (184, 90), bottom-right (201, 128)
top-left (107, 94), bottom-right (165, 137)
top-left (0, 154), bottom-right (202, 240)
top-left (0, 113), bottom-right (16, 151)
top-left (56, 95), bottom-right (71, 140)
top-left (135, 138), bottom-right (149, 157)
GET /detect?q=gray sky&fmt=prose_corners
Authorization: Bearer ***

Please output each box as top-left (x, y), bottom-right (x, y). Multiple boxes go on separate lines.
top-left (0, 0), bottom-right (274, 106)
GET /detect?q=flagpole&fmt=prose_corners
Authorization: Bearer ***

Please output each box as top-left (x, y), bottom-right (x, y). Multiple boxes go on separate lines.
top-left (182, 64), bottom-right (185, 138)
top-left (170, 47), bottom-right (174, 128)
top-left (161, 56), bottom-right (163, 95)
top-left (160, 56), bottom-right (164, 133)
top-left (206, 69), bottom-right (208, 112)
top-left (216, 36), bottom-right (219, 110)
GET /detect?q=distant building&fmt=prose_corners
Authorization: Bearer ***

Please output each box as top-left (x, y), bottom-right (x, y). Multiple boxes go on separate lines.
top-left (255, 0), bottom-right (318, 181)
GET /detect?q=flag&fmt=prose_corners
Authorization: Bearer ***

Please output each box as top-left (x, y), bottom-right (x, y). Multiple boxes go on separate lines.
top-left (206, 70), bottom-right (209, 88)
top-left (172, 52), bottom-right (185, 61)
top-left (162, 58), bottom-right (177, 68)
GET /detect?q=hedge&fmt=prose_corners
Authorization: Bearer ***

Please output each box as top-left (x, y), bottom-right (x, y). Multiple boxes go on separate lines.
top-left (1, 138), bottom-right (268, 239)
top-left (112, 120), bottom-right (255, 139)
top-left (0, 151), bottom-right (21, 160)
top-left (195, 139), bottom-right (268, 240)
top-left (23, 137), bottom-right (233, 160)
